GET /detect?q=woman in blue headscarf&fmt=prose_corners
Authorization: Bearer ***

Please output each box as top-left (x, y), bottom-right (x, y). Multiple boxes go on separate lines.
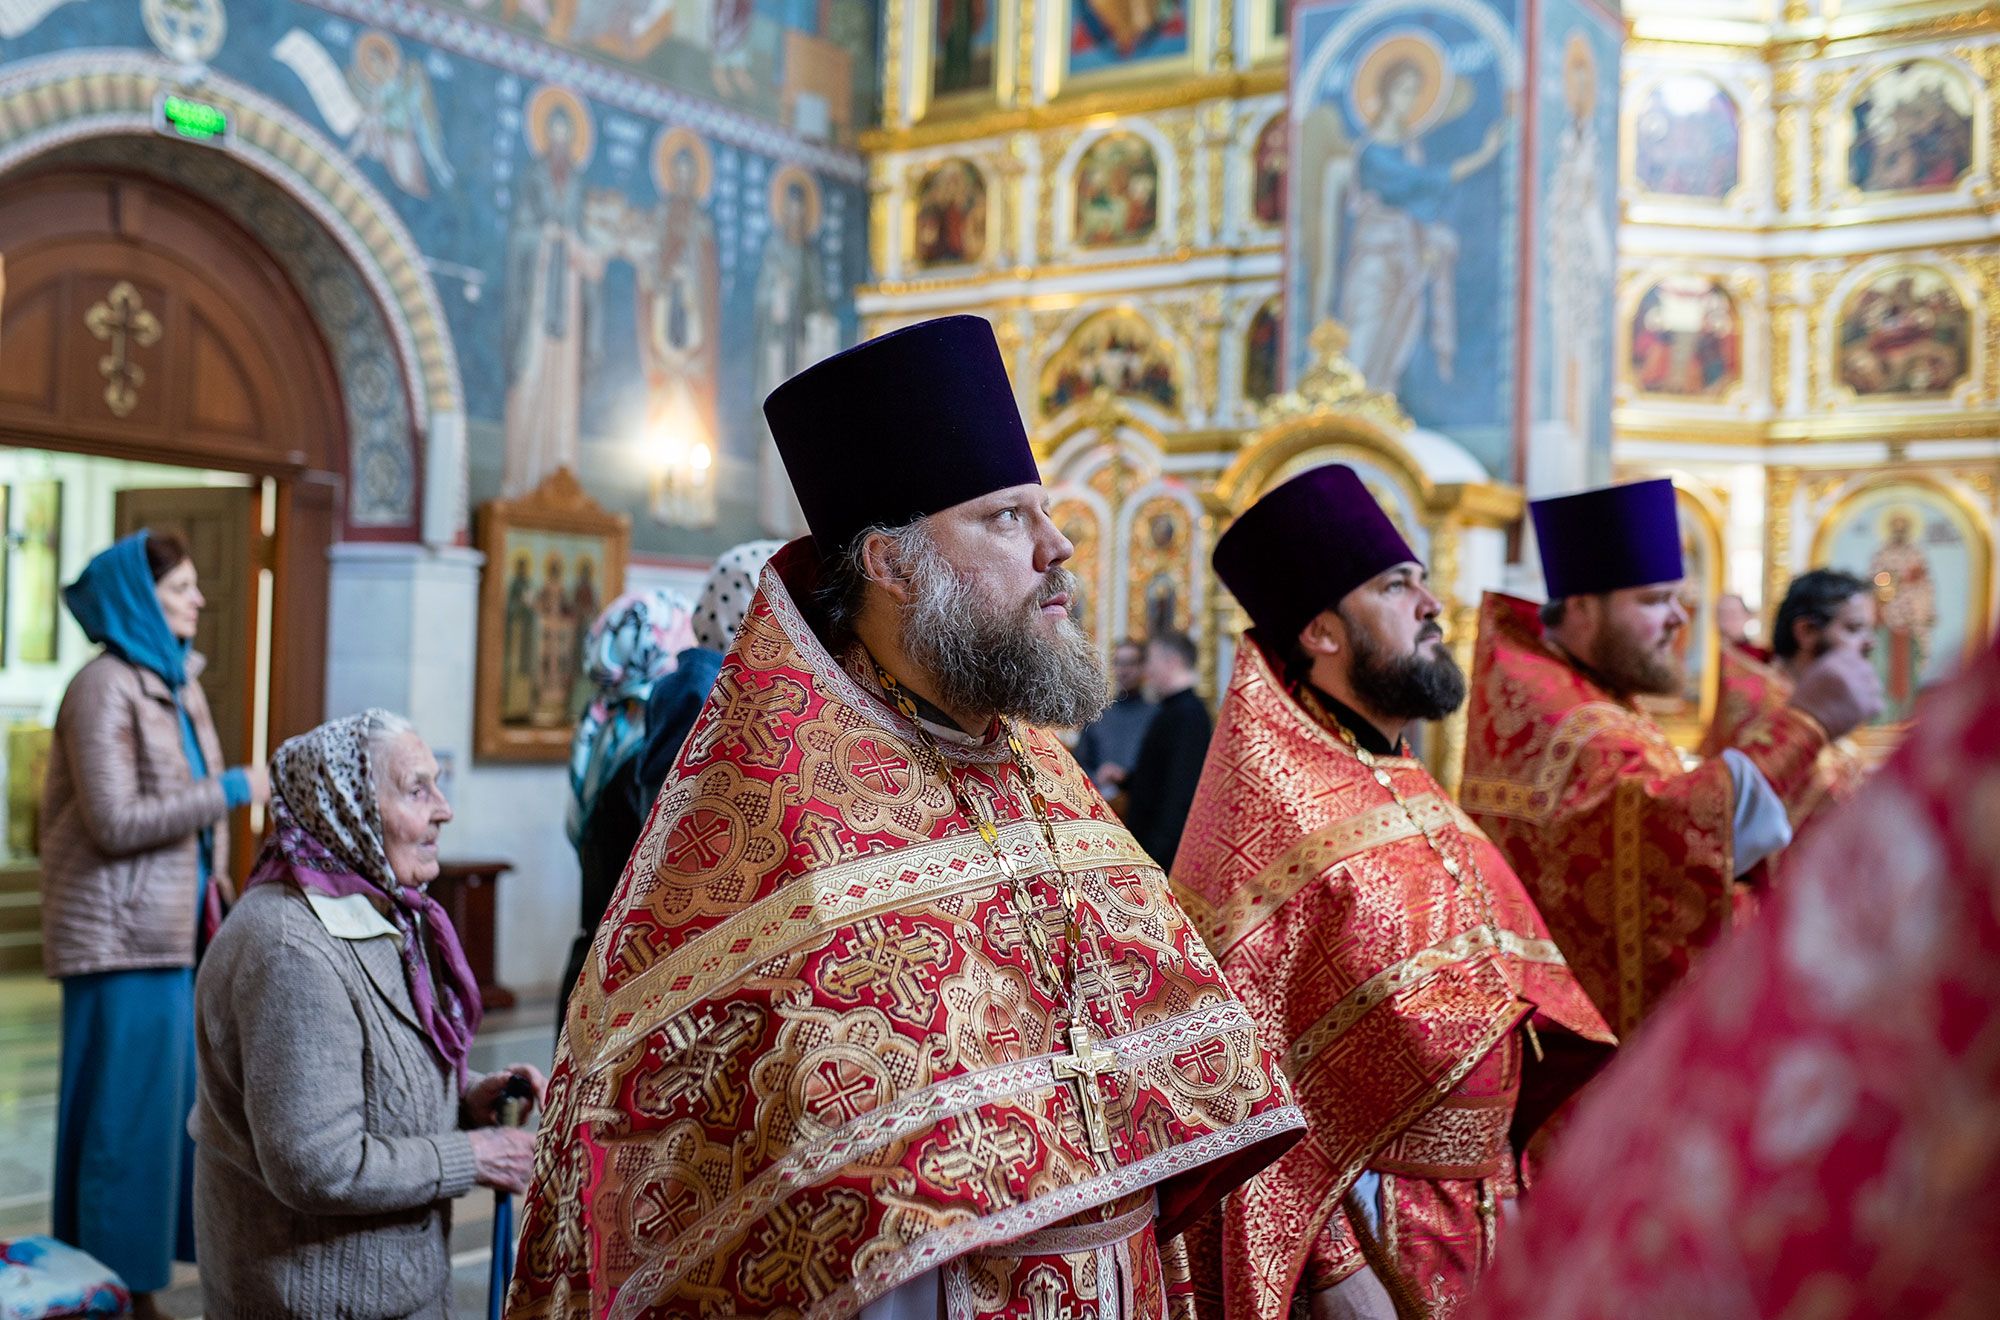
top-left (38, 530), bottom-right (268, 1320)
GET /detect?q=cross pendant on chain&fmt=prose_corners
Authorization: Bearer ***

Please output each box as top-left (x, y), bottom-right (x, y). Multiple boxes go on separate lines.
top-left (1051, 1018), bottom-right (1118, 1157)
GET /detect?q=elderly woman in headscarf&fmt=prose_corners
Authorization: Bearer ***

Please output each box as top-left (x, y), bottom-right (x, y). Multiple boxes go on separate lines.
top-left (190, 711), bottom-right (545, 1318)
top-left (39, 529), bottom-right (269, 1320)
top-left (556, 589), bottom-right (695, 1031)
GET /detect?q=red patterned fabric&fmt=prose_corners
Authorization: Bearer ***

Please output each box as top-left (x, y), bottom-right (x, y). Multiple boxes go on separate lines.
top-left (1169, 640), bottom-right (1611, 1320)
top-left (1460, 594), bottom-right (1829, 1037)
top-left (1699, 642), bottom-right (1868, 835)
top-left (1466, 636), bottom-right (2000, 1320)
top-left (505, 543), bottom-right (1304, 1319)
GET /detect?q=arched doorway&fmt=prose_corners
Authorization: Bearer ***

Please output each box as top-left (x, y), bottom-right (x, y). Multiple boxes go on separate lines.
top-left (0, 168), bottom-right (344, 923)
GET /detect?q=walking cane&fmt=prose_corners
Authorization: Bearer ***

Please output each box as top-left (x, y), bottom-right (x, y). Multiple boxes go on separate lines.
top-left (489, 1074), bottom-right (537, 1320)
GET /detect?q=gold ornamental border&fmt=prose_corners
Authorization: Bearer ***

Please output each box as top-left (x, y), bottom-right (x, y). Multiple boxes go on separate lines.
top-left (1627, 6), bottom-right (2000, 59)
top-left (864, 67), bottom-right (1288, 151)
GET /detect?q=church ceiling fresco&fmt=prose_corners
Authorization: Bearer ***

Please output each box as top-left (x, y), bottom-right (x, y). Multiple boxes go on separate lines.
top-left (0, 0), bottom-right (873, 557)
top-left (429, 0), bottom-right (877, 145)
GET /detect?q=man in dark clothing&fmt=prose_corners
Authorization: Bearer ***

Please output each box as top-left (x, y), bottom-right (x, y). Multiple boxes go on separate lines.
top-left (1072, 637), bottom-right (1157, 790)
top-left (1120, 630), bottom-right (1212, 871)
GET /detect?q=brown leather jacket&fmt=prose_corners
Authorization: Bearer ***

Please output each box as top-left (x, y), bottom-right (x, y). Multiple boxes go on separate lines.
top-left (40, 650), bottom-right (234, 978)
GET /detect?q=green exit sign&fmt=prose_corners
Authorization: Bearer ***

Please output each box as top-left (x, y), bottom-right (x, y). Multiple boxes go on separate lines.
top-left (157, 94), bottom-right (229, 142)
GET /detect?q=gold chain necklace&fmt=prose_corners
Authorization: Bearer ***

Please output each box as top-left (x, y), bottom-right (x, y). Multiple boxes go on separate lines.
top-left (1295, 685), bottom-right (1542, 1060)
top-left (870, 657), bottom-right (1120, 1156)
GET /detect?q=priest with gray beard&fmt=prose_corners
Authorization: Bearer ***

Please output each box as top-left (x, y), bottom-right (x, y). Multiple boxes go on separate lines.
top-left (506, 316), bottom-right (1303, 1320)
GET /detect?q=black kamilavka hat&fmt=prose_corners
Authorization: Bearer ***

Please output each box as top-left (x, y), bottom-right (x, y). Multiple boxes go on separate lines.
top-left (762, 315), bottom-right (1042, 553)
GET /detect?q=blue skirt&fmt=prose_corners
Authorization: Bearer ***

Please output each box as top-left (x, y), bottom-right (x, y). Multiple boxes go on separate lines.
top-left (52, 965), bottom-right (197, 1293)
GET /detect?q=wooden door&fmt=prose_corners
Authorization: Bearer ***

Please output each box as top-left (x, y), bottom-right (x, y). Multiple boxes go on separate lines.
top-left (0, 170), bottom-right (349, 941)
top-left (116, 485), bottom-right (262, 881)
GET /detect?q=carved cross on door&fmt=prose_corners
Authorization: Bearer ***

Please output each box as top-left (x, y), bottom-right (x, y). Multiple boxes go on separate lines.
top-left (85, 281), bottom-right (162, 417)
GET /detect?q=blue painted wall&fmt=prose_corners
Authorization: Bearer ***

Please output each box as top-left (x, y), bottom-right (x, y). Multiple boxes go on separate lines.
top-left (0, 0), bottom-right (873, 557)
top-left (1287, 0), bottom-right (1523, 478)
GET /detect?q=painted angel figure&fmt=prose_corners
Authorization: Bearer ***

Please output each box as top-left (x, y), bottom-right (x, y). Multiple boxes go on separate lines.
top-left (1303, 41), bottom-right (1508, 394)
top-left (346, 33), bottom-right (453, 199)
top-left (1546, 33), bottom-right (1613, 475)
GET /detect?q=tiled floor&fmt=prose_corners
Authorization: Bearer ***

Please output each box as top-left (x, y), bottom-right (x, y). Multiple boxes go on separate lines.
top-left (0, 973), bottom-right (561, 1319)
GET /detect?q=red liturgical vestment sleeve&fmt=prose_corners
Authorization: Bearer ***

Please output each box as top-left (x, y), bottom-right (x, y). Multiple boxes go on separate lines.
top-left (1461, 594), bottom-right (1828, 1036)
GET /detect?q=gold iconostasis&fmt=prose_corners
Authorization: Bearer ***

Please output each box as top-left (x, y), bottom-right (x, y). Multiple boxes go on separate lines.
top-left (856, 0), bottom-right (2000, 752)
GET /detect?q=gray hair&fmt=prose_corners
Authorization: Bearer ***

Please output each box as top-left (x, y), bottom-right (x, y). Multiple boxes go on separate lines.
top-left (359, 709), bottom-right (419, 792)
top-left (817, 517), bottom-right (931, 642)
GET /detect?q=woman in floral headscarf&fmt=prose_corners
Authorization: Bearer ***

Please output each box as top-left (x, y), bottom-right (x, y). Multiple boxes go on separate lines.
top-left (190, 711), bottom-right (545, 1318)
top-left (564, 589), bottom-right (694, 846)
top-left (557, 589), bottom-right (693, 1032)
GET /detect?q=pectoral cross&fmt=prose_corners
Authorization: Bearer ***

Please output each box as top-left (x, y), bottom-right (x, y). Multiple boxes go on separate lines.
top-left (1051, 1019), bottom-right (1118, 1158)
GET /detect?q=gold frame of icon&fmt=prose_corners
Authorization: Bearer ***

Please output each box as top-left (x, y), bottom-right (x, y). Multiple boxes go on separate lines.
top-left (473, 468), bottom-right (631, 763)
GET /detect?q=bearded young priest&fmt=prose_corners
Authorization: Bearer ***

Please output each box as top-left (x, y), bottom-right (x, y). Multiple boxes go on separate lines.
top-left (1460, 479), bottom-right (1883, 1040)
top-left (1167, 468), bottom-right (1612, 1320)
top-left (505, 316), bottom-right (1304, 1320)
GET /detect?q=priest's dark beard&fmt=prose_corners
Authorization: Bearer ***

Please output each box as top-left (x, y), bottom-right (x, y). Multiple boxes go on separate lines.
top-left (899, 536), bottom-right (1110, 730)
top-left (1595, 622), bottom-right (1684, 697)
top-left (1344, 616), bottom-right (1468, 722)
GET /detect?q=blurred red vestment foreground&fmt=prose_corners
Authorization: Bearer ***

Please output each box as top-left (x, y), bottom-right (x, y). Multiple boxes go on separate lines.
top-left (1466, 635), bottom-right (2000, 1320)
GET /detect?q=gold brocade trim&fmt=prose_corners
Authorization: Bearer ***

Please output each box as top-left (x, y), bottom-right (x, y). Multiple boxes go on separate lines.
top-left (1458, 701), bottom-right (1679, 825)
top-left (611, 1003), bottom-right (1262, 1305)
top-left (1370, 1095), bottom-right (1513, 1178)
top-left (984, 1191), bottom-right (1155, 1254)
top-left (1611, 784), bottom-right (1646, 1039)
top-left (826, 1102), bottom-right (1307, 1317)
top-left (575, 816), bottom-right (1151, 1075)
top-left (1282, 927), bottom-right (1565, 1078)
top-left (1202, 795), bottom-right (1488, 957)
top-left (1457, 775), bottom-right (1536, 820)
top-left (1271, 1008), bottom-right (1522, 1320)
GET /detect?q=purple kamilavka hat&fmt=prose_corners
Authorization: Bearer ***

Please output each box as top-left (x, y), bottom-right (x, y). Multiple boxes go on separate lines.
top-left (762, 315), bottom-right (1042, 554)
top-left (1214, 465), bottom-right (1419, 644)
top-left (1532, 478), bottom-right (1685, 599)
